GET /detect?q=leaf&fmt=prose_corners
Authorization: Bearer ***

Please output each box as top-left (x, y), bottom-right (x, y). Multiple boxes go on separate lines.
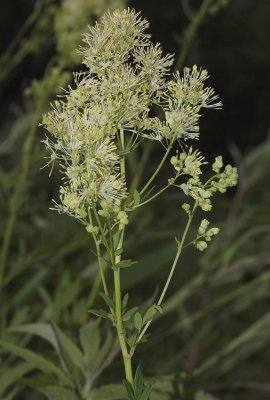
top-left (134, 312), bottom-right (143, 331)
top-left (123, 380), bottom-right (135, 400)
top-left (133, 189), bottom-right (141, 206)
top-left (122, 293), bottom-right (129, 310)
top-left (123, 307), bottom-right (138, 322)
top-left (51, 323), bottom-right (84, 386)
top-left (0, 340), bottom-right (71, 386)
top-left (19, 373), bottom-right (57, 388)
top-left (9, 323), bottom-right (59, 351)
top-left (114, 248), bottom-right (123, 256)
top-left (87, 384), bottom-right (126, 400)
top-left (141, 382), bottom-right (154, 400)
top-left (0, 362), bottom-right (33, 395)
top-left (39, 386), bottom-right (80, 400)
top-left (79, 320), bottom-right (101, 370)
top-left (143, 306), bottom-right (157, 324)
top-left (112, 231), bottom-right (121, 249)
top-left (155, 305), bottom-right (163, 314)
top-left (99, 292), bottom-right (115, 310)
top-left (126, 331), bottom-right (138, 348)
top-left (134, 364), bottom-right (144, 399)
top-left (117, 259), bottom-right (137, 269)
top-left (89, 309), bottom-right (113, 321)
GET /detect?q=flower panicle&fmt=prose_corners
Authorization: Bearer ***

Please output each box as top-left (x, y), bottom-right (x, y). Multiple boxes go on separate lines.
top-left (42, 8), bottom-right (236, 225)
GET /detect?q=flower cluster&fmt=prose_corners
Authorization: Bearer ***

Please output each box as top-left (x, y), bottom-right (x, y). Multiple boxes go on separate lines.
top-left (43, 8), bottom-right (175, 221)
top-left (43, 8), bottom-right (234, 224)
top-left (171, 151), bottom-right (238, 212)
top-left (143, 65), bottom-right (222, 142)
top-left (194, 219), bottom-right (220, 251)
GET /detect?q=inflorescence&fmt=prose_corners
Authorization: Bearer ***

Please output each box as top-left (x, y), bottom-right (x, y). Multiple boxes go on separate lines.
top-left (43, 8), bottom-right (237, 238)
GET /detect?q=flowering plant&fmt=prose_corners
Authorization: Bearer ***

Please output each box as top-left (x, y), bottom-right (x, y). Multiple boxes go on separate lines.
top-left (43, 8), bottom-right (237, 398)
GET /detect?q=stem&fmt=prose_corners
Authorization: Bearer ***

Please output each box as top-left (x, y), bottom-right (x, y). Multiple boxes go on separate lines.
top-left (114, 267), bottom-right (133, 385)
top-left (136, 202), bottom-right (197, 343)
top-left (133, 183), bottom-right (171, 209)
top-left (88, 208), bottom-right (109, 299)
top-left (129, 141), bottom-right (153, 195)
top-left (140, 144), bottom-right (172, 196)
top-left (114, 129), bottom-right (134, 386)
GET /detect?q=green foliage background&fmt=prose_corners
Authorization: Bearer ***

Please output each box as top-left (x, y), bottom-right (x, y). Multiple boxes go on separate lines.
top-left (0, 1), bottom-right (270, 399)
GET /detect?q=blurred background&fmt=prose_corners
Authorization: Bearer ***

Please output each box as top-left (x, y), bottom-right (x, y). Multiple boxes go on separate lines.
top-left (0, 1), bottom-right (270, 399)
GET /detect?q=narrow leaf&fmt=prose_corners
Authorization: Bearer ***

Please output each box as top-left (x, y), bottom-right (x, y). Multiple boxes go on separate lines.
top-left (87, 384), bottom-right (126, 400)
top-left (134, 312), bottom-right (143, 331)
top-left (39, 386), bottom-right (80, 400)
top-left (133, 190), bottom-right (141, 206)
top-left (134, 364), bottom-right (144, 399)
top-left (0, 362), bottom-right (33, 395)
top-left (79, 320), bottom-right (101, 370)
top-left (0, 340), bottom-right (71, 386)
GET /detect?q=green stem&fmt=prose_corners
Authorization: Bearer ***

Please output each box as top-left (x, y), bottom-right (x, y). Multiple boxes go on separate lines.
top-left (114, 266), bottom-right (133, 386)
top-left (140, 144), bottom-right (172, 196)
top-left (136, 201), bottom-right (197, 343)
top-left (88, 208), bottom-right (109, 299)
top-left (114, 129), bottom-right (134, 386)
top-left (133, 183), bottom-right (171, 209)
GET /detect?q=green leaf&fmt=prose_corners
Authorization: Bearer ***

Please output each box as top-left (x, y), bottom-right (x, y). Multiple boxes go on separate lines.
top-left (19, 373), bottom-right (57, 388)
top-left (133, 190), bottom-right (141, 206)
top-left (87, 384), bottom-right (126, 400)
top-left (51, 323), bottom-right (84, 386)
top-left (134, 312), bottom-right (143, 331)
top-left (112, 231), bottom-right (121, 249)
top-left (99, 292), bottom-right (115, 310)
top-left (0, 340), bottom-right (71, 386)
top-left (122, 293), bottom-right (129, 311)
top-left (9, 323), bottom-right (59, 351)
top-left (79, 320), bottom-right (101, 370)
top-left (141, 382), bottom-right (154, 400)
top-left (155, 305), bottom-right (163, 314)
top-left (0, 362), bottom-right (33, 395)
top-left (126, 331), bottom-right (138, 348)
top-left (123, 380), bottom-right (135, 400)
top-left (134, 364), bottom-right (144, 399)
top-left (89, 309), bottom-right (113, 321)
top-left (122, 307), bottom-right (138, 322)
top-left (39, 386), bottom-right (80, 400)
top-left (114, 248), bottom-right (123, 256)
top-left (117, 259), bottom-right (137, 269)
top-left (143, 306), bottom-right (157, 324)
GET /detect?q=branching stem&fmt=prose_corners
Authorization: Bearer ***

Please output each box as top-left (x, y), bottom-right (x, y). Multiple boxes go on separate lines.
top-left (136, 201), bottom-right (198, 344)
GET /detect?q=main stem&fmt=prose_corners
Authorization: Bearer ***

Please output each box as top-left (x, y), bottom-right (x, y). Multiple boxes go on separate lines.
top-left (114, 129), bottom-right (134, 386)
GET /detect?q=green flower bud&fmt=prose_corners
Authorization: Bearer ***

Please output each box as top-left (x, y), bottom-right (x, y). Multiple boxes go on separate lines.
top-left (117, 211), bottom-right (129, 225)
top-left (86, 224), bottom-right (99, 234)
top-left (198, 219), bottom-right (209, 235)
top-left (182, 203), bottom-right (190, 213)
top-left (195, 241), bottom-right (208, 251)
top-left (212, 156), bottom-right (223, 173)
